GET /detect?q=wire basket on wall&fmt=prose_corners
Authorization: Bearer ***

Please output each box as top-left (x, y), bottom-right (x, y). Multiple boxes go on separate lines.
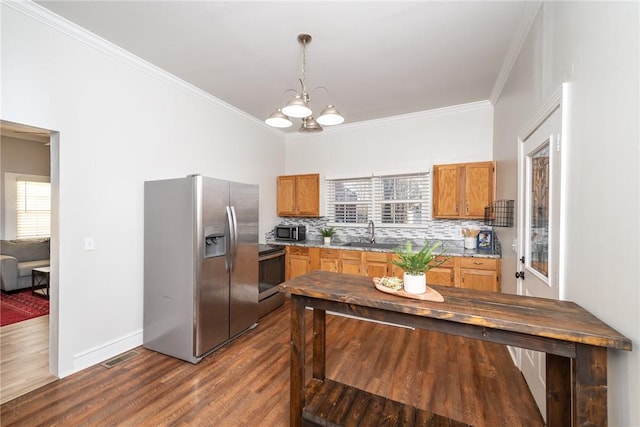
top-left (484, 200), bottom-right (514, 227)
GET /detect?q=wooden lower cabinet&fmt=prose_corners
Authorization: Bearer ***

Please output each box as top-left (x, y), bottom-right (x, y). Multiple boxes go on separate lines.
top-left (341, 251), bottom-right (363, 275)
top-left (285, 246), bottom-right (500, 292)
top-left (286, 246), bottom-right (315, 280)
top-left (460, 269), bottom-right (499, 292)
top-left (391, 254), bottom-right (499, 291)
top-left (459, 257), bottom-right (500, 292)
top-left (363, 252), bottom-right (389, 278)
top-left (319, 249), bottom-right (340, 273)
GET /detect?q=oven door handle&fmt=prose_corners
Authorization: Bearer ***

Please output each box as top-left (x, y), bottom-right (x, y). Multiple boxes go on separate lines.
top-left (259, 251), bottom-right (286, 261)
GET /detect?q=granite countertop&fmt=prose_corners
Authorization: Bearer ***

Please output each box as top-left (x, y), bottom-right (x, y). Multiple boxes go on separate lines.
top-left (267, 239), bottom-right (501, 259)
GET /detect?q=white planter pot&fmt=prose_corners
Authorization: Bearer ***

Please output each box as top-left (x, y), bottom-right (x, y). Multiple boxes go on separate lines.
top-left (403, 273), bottom-right (426, 294)
top-left (323, 237), bottom-right (331, 245)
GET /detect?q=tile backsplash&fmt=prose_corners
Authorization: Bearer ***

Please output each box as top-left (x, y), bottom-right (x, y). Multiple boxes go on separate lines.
top-left (268, 217), bottom-right (500, 253)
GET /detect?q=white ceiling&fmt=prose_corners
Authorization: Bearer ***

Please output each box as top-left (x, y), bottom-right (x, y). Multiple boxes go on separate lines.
top-left (33, 1), bottom-right (531, 132)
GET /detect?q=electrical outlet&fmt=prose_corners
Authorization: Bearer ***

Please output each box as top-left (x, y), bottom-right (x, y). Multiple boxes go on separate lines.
top-left (84, 237), bottom-right (94, 251)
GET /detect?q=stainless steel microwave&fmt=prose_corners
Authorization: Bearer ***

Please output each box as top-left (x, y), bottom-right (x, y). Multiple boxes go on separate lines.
top-left (275, 225), bottom-right (306, 241)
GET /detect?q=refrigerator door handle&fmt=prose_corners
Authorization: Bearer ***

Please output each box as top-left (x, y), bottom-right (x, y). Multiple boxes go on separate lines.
top-left (226, 205), bottom-right (235, 272)
top-left (230, 206), bottom-right (239, 263)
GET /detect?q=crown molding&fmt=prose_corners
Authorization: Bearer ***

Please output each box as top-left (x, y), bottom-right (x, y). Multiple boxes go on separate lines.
top-left (2, 0), bottom-right (271, 131)
top-left (286, 100), bottom-right (493, 140)
top-left (489, 1), bottom-right (542, 105)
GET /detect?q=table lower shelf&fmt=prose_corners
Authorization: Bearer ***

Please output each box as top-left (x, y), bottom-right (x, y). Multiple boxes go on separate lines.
top-left (302, 378), bottom-right (470, 427)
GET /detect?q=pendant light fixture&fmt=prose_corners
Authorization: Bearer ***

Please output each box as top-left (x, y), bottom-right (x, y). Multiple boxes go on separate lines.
top-left (265, 34), bottom-right (344, 132)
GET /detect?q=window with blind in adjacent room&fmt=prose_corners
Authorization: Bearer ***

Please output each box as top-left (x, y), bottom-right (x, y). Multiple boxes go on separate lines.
top-left (16, 180), bottom-right (51, 239)
top-left (326, 172), bottom-right (430, 227)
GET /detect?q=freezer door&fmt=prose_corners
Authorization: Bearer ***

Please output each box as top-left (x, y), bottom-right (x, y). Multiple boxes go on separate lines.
top-left (229, 181), bottom-right (259, 337)
top-left (143, 177), bottom-right (197, 362)
top-left (195, 177), bottom-right (231, 357)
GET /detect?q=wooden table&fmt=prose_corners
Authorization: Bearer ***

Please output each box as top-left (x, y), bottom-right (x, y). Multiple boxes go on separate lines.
top-left (281, 271), bottom-right (632, 427)
top-left (31, 266), bottom-right (50, 299)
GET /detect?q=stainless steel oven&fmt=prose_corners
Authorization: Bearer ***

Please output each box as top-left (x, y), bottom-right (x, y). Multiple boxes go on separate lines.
top-left (258, 244), bottom-right (285, 317)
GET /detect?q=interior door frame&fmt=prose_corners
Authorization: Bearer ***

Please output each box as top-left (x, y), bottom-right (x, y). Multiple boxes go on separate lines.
top-left (513, 83), bottom-right (571, 417)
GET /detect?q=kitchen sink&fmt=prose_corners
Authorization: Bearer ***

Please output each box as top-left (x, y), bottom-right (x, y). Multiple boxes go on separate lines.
top-left (340, 242), bottom-right (400, 250)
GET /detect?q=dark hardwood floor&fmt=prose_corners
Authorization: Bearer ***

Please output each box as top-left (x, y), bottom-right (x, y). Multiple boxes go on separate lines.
top-left (0, 300), bottom-right (543, 426)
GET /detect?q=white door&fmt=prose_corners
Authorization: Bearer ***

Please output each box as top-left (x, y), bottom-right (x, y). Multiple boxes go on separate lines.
top-left (517, 105), bottom-right (562, 417)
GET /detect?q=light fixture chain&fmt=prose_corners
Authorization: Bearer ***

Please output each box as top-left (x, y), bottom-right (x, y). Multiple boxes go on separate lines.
top-left (301, 37), bottom-right (307, 94)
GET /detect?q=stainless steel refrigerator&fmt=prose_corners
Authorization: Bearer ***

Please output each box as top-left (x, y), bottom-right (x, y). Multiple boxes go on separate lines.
top-left (143, 175), bottom-right (259, 363)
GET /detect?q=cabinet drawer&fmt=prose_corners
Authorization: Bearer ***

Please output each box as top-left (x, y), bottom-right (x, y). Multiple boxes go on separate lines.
top-left (341, 251), bottom-right (362, 260)
top-left (363, 252), bottom-right (388, 263)
top-left (319, 249), bottom-right (340, 258)
top-left (459, 257), bottom-right (498, 270)
top-left (430, 256), bottom-right (456, 268)
top-left (287, 246), bottom-right (309, 256)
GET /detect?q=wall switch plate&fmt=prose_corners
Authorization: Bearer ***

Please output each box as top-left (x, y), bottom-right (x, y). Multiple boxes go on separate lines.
top-left (84, 237), bottom-right (94, 251)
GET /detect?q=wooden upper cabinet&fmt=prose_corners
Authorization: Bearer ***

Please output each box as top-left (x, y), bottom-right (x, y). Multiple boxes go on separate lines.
top-left (277, 174), bottom-right (320, 217)
top-left (432, 164), bottom-right (461, 217)
top-left (432, 161), bottom-right (495, 219)
top-left (465, 162), bottom-right (495, 217)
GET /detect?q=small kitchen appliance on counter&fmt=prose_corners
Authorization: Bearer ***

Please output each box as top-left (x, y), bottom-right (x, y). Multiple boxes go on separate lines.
top-left (275, 224), bottom-right (306, 241)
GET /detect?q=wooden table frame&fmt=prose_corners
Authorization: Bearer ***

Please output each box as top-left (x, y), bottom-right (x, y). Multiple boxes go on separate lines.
top-left (284, 271), bottom-right (632, 427)
top-left (31, 266), bottom-right (50, 299)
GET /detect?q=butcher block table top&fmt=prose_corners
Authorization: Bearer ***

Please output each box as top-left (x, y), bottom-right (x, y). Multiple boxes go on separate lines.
top-left (281, 271), bottom-right (632, 427)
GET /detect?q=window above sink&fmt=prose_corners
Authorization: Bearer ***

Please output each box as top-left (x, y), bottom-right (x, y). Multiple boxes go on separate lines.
top-left (325, 172), bottom-right (430, 228)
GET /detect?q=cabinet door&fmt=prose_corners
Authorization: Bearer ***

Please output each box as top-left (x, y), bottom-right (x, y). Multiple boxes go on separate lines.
top-left (319, 258), bottom-right (339, 272)
top-left (426, 267), bottom-right (456, 287)
top-left (465, 162), bottom-right (495, 218)
top-left (363, 252), bottom-right (389, 278)
top-left (432, 164), bottom-right (461, 218)
top-left (460, 268), bottom-right (499, 292)
top-left (295, 174), bottom-right (320, 216)
top-left (365, 261), bottom-right (388, 278)
top-left (341, 259), bottom-right (363, 276)
top-left (277, 176), bottom-right (297, 216)
top-left (287, 255), bottom-right (310, 280)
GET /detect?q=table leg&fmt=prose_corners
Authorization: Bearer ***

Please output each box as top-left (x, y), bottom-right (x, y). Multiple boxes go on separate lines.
top-left (290, 296), bottom-right (306, 427)
top-left (313, 309), bottom-right (326, 381)
top-left (546, 353), bottom-right (571, 426)
top-left (574, 344), bottom-right (608, 426)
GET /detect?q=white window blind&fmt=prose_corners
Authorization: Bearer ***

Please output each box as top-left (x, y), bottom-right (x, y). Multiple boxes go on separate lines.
top-left (326, 172), bottom-right (430, 227)
top-left (374, 173), bottom-right (430, 225)
top-left (16, 180), bottom-right (51, 239)
top-left (326, 177), bottom-right (372, 223)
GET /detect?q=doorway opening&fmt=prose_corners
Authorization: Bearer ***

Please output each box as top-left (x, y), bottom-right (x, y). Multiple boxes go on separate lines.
top-left (0, 120), bottom-right (59, 402)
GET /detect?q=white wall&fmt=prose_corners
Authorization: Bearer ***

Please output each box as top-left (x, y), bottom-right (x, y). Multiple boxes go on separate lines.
top-left (285, 102), bottom-right (493, 178)
top-left (1, 3), bottom-right (285, 376)
top-left (493, 2), bottom-right (639, 425)
top-left (0, 136), bottom-right (51, 238)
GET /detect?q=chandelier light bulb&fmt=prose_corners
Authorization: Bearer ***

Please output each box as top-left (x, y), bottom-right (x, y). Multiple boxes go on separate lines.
top-left (282, 94), bottom-right (312, 118)
top-left (265, 109), bottom-right (293, 128)
top-left (317, 105), bottom-right (345, 126)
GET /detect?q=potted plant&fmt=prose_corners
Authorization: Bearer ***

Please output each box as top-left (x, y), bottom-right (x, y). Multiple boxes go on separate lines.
top-left (318, 227), bottom-right (336, 245)
top-left (392, 241), bottom-right (448, 294)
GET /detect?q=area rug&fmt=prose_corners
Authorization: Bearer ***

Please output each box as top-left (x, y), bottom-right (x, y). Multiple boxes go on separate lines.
top-left (0, 289), bottom-right (49, 327)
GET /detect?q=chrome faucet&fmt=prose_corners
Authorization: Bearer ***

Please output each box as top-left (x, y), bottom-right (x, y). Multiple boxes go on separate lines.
top-left (367, 220), bottom-right (375, 244)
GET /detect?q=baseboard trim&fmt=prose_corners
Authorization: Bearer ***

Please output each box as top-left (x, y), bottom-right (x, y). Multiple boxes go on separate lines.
top-left (61, 329), bottom-right (143, 378)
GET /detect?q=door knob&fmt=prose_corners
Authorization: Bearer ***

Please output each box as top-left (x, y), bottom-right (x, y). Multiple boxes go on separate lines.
top-left (515, 271), bottom-right (525, 279)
